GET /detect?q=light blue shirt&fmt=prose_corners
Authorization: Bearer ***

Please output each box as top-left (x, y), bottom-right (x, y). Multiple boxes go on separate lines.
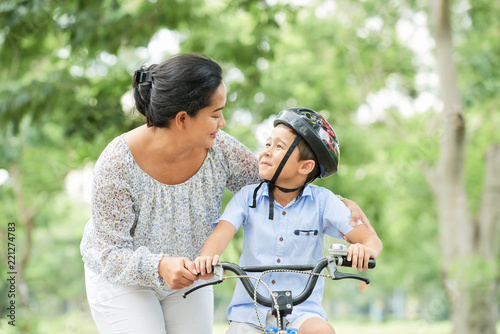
top-left (218, 182), bottom-right (358, 326)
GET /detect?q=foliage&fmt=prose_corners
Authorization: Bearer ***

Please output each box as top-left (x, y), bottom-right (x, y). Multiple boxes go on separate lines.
top-left (1, 0), bottom-right (498, 330)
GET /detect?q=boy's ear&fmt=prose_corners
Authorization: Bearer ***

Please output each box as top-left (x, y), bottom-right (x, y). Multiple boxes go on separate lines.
top-left (299, 159), bottom-right (315, 175)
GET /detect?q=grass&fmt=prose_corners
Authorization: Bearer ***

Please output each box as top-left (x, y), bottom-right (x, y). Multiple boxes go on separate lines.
top-left (1, 310), bottom-right (499, 334)
top-left (213, 320), bottom-right (454, 334)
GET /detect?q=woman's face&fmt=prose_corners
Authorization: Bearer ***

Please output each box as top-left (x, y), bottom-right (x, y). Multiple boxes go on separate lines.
top-left (187, 82), bottom-right (227, 148)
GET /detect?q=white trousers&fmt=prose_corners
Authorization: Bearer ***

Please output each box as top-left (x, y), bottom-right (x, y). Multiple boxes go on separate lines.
top-left (85, 265), bottom-right (213, 334)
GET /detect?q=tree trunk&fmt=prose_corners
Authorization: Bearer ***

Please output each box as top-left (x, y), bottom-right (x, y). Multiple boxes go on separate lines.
top-left (426, 1), bottom-right (499, 333)
top-left (472, 145), bottom-right (500, 332)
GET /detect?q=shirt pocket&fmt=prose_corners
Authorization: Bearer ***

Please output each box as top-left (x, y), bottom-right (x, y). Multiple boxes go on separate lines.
top-left (290, 228), bottom-right (320, 255)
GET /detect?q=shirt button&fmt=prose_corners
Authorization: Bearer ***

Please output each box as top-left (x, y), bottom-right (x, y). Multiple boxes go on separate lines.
top-left (277, 259), bottom-right (281, 263)
top-left (279, 237), bottom-right (284, 241)
top-left (306, 232), bottom-right (310, 236)
top-left (282, 211), bottom-right (286, 215)
top-left (272, 280), bottom-right (276, 284)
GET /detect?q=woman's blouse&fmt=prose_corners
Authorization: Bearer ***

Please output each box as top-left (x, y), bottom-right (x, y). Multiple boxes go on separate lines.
top-left (80, 130), bottom-right (259, 288)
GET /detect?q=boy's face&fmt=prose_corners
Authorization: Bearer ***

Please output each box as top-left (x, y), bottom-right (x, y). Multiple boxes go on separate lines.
top-left (258, 125), bottom-right (304, 183)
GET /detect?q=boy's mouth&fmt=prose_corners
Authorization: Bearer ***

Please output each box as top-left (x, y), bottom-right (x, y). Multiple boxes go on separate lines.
top-left (260, 160), bottom-right (272, 167)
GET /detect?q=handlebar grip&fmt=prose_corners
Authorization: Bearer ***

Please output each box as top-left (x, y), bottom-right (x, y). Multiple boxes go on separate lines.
top-left (339, 256), bottom-right (376, 269)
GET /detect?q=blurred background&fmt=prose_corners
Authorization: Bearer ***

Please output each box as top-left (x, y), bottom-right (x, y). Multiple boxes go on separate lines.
top-left (0, 0), bottom-right (499, 333)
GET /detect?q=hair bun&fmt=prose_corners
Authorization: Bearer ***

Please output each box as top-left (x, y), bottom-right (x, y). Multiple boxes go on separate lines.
top-left (133, 65), bottom-right (156, 122)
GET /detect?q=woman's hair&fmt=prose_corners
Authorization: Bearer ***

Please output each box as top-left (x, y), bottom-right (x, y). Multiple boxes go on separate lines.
top-left (281, 124), bottom-right (320, 183)
top-left (132, 53), bottom-right (223, 127)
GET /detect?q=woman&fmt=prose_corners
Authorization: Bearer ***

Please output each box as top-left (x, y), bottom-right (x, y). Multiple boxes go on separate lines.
top-left (80, 53), bottom-right (373, 333)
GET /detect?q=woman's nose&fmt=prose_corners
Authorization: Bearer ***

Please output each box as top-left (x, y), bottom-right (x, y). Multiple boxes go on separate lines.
top-left (218, 113), bottom-right (226, 127)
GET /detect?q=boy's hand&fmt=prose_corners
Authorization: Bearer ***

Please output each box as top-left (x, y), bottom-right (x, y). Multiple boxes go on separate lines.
top-left (194, 254), bottom-right (220, 279)
top-left (347, 244), bottom-right (375, 272)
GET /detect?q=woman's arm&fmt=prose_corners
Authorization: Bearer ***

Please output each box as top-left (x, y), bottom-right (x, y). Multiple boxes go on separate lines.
top-left (343, 224), bottom-right (383, 272)
top-left (340, 197), bottom-right (377, 235)
top-left (82, 139), bottom-right (199, 290)
top-left (194, 220), bottom-right (237, 277)
top-left (82, 140), bottom-right (166, 287)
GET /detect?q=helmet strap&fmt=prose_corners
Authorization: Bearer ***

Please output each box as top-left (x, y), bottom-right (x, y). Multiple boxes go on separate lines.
top-left (249, 136), bottom-right (303, 220)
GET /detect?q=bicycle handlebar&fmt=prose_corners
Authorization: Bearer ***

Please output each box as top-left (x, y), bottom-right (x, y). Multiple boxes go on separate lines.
top-left (183, 254), bottom-right (376, 308)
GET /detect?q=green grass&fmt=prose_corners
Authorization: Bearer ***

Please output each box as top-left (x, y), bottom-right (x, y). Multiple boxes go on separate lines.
top-left (213, 320), bottom-right (454, 334)
top-left (1, 310), bottom-right (499, 334)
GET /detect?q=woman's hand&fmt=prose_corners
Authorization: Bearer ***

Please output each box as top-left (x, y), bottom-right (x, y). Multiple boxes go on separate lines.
top-left (347, 243), bottom-right (376, 272)
top-left (194, 254), bottom-right (220, 280)
top-left (158, 256), bottom-right (199, 289)
top-left (341, 198), bottom-right (377, 235)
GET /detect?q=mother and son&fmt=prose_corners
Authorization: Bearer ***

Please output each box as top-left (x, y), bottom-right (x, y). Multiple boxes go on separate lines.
top-left (80, 53), bottom-right (382, 334)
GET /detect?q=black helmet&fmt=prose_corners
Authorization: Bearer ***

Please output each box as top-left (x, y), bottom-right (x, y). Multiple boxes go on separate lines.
top-left (274, 108), bottom-right (340, 178)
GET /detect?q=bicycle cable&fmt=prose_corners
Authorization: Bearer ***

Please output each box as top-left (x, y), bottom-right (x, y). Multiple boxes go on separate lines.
top-left (224, 269), bottom-right (333, 333)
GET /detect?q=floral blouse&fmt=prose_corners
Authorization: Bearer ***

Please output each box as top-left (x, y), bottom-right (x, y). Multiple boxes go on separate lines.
top-left (80, 130), bottom-right (259, 289)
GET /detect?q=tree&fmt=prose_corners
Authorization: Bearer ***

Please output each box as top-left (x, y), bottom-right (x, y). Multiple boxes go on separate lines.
top-left (1, 0), bottom-right (498, 331)
top-left (249, 2), bottom-right (500, 331)
top-left (0, 0), bottom-right (295, 322)
top-left (424, 0), bottom-right (499, 333)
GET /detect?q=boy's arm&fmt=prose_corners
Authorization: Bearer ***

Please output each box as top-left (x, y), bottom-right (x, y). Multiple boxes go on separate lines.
top-left (194, 220), bottom-right (237, 277)
top-left (343, 224), bottom-right (383, 272)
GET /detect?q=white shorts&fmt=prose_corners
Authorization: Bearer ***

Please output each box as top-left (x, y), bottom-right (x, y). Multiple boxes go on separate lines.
top-left (84, 265), bottom-right (213, 334)
top-left (225, 311), bottom-right (322, 334)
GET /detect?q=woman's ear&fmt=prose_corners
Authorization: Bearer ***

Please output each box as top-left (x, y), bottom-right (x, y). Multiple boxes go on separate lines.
top-left (174, 111), bottom-right (188, 130)
top-left (299, 160), bottom-right (315, 175)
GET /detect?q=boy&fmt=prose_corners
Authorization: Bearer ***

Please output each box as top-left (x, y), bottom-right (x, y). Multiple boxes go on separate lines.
top-left (195, 108), bottom-right (382, 334)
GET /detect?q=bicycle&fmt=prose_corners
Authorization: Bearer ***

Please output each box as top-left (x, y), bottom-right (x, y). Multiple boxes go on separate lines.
top-left (183, 243), bottom-right (376, 334)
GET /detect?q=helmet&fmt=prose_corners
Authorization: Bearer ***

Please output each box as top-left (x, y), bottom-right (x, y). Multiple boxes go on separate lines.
top-left (274, 108), bottom-right (340, 178)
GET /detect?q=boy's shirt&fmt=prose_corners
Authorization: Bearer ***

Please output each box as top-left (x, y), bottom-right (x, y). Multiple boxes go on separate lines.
top-left (218, 182), bottom-right (360, 326)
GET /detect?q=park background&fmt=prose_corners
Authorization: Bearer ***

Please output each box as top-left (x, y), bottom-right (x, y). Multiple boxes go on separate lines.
top-left (0, 0), bottom-right (499, 333)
